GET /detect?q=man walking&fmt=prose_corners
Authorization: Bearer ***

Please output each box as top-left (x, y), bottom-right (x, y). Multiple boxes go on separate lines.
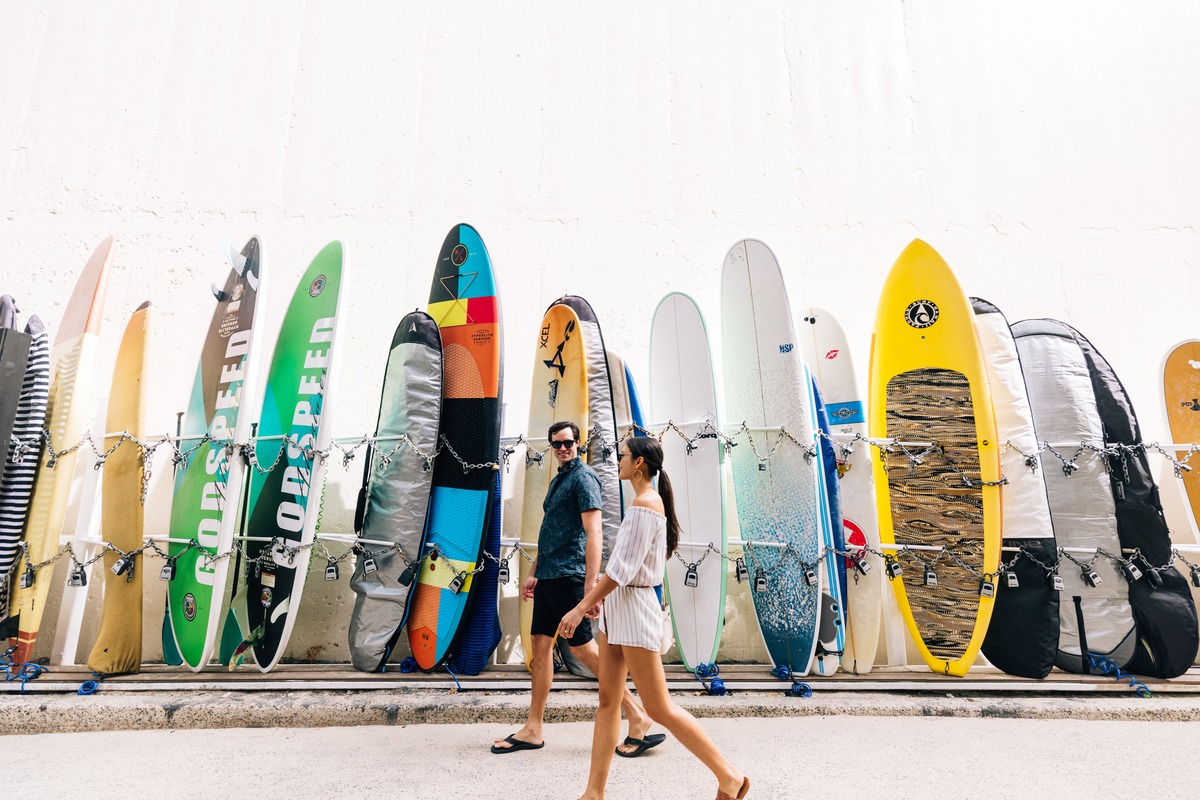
top-left (492, 421), bottom-right (663, 757)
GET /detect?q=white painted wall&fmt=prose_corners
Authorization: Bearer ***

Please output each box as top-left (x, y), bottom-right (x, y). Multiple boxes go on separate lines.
top-left (4, 1), bottom-right (1200, 666)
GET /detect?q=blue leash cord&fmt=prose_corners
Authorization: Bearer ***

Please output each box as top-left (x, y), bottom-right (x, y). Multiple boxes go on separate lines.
top-left (77, 672), bottom-right (105, 696)
top-left (1088, 654), bottom-right (1152, 697)
top-left (16, 663), bottom-right (47, 693)
top-left (769, 664), bottom-right (811, 697)
top-left (0, 647), bottom-right (49, 693)
top-left (693, 663), bottom-right (727, 696)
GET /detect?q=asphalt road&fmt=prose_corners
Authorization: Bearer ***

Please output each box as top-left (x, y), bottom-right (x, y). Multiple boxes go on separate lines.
top-left (9, 715), bottom-right (1196, 799)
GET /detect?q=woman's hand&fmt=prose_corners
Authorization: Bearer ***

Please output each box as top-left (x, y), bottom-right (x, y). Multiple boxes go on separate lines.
top-left (558, 606), bottom-right (585, 640)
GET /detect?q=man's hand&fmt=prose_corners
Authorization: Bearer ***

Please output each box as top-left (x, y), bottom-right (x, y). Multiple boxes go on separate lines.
top-left (521, 575), bottom-right (537, 601)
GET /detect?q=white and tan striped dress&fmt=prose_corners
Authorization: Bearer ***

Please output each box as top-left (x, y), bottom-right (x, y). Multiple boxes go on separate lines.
top-left (599, 505), bottom-right (666, 650)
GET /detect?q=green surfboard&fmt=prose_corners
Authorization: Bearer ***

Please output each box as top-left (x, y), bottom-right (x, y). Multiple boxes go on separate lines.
top-left (166, 237), bottom-right (266, 670)
top-left (240, 240), bottom-right (347, 672)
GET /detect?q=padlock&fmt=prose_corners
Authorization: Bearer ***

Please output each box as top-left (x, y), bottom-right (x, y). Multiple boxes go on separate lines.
top-left (498, 561), bottom-right (510, 584)
top-left (160, 561), bottom-right (177, 581)
top-left (979, 578), bottom-right (995, 598)
top-left (448, 573), bottom-right (465, 594)
top-left (758, 460), bottom-right (768, 472)
top-left (1146, 567), bottom-right (1163, 588)
top-left (754, 569), bottom-right (767, 593)
top-left (684, 565), bottom-right (699, 588)
top-left (325, 562), bottom-right (340, 581)
top-left (124, 559), bottom-right (136, 583)
top-left (397, 562), bottom-right (416, 586)
top-left (363, 555), bottom-right (378, 575)
top-left (19, 564), bottom-right (33, 590)
top-left (735, 558), bottom-right (749, 584)
top-left (1190, 567), bottom-right (1200, 588)
top-left (1050, 572), bottom-right (1065, 592)
top-left (924, 569), bottom-right (938, 588)
top-left (1005, 571), bottom-right (1020, 589)
top-left (853, 556), bottom-right (872, 576)
top-left (68, 566), bottom-right (87, 588)
top-left (1121, 561), bottom-right (1143, 583)
top-left (111, 555), bottom-right (131, 576)
top-left (1081, 567), bottom-right (1102, 588)
top-left (803, 568), bottom-right (818, 586)
top-left (885, 560), bottom-right (903, 579)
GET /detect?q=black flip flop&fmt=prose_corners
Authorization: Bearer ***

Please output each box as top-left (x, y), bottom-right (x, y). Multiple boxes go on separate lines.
top-left (615, 733), bottom-right (667, 757)
top-left (491, 735), bottom-right (545, 754)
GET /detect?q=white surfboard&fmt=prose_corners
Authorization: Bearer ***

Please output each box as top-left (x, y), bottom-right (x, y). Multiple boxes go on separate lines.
top-left (650, 293), bottom-right (726, 671)
top-left (798, 307), bottom-right (884, 673)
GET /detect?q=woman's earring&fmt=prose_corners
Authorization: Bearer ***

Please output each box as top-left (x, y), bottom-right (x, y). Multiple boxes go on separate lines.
top-left (634, 469), bottom-right (644, 482)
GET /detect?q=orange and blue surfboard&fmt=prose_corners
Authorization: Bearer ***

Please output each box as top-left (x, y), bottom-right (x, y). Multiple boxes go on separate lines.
top-left (407, 224), bottom-right (502, 670)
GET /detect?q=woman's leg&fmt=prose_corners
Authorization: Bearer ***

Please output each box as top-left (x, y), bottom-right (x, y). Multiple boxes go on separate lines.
top-left (623, 646), bottom-right (745, 796)
top-left (579, 630), bottom-right (627, 800)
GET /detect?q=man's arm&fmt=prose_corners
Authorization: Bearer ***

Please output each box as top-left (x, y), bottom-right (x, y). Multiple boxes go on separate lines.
top-left (581, 508), bottom-right (602, 587)
top-left (521, 555), bottom-right (539, 601)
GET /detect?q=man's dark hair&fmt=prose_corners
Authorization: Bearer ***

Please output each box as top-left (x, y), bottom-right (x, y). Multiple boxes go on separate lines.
top-left (548, 420), bottom-right (580, 442)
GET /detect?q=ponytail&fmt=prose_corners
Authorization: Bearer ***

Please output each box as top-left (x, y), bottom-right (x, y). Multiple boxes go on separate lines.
top-left (657, 469), bottom-right (681, 558)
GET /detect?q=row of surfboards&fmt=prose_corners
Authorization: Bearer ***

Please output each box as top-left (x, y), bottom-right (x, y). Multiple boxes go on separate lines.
top-left (2, 231), bottom-right (1199, 679)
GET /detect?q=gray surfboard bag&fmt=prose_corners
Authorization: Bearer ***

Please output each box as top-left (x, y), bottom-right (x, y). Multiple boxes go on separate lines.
top-left (347, 311), bottom-right (443, 672)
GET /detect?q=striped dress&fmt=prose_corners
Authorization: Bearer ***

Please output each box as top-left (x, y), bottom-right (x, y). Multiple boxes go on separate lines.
top-left (599, 505), bottom-right (666, 651)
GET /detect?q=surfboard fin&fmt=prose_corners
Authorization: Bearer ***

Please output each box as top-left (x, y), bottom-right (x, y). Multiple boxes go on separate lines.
top-left (227, 623), bottom-right (265, 671)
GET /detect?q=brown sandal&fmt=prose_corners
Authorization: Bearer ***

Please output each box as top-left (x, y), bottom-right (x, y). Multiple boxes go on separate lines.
top-left (715, 776), bottom-right (750, 800)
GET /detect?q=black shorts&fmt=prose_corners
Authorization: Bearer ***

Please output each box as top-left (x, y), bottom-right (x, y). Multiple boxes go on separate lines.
top-left (531, 576), bottom-right (593, 647)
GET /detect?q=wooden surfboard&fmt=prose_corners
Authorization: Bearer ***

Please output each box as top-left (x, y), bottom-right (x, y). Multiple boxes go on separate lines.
top-left (868, 239), bottom-right (1001, 677)
top-left (11, 237), bottom-right (113, 664)
top-left (1163, 340), bottom-right (1200, 539)
top-left (517, 302), bottom-right (587, 671)
top-left (407, 224), bottom-right (502, 671)
top-left (651, 292), bottom-right (726, 672)
top-left (87, 302), bottom-right (151, 674)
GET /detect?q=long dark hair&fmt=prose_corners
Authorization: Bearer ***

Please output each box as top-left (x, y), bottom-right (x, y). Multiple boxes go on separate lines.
top-left (626, 437), bottom-right (681, 557)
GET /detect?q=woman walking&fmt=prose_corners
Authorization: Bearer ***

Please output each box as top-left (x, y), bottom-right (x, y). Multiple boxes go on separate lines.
top-left (558, 437), bottom-right (749, 800)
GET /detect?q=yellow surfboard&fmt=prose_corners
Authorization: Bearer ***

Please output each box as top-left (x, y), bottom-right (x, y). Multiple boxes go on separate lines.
top-left (868, 239), bottom-right (1001, 676)
top-left (11, 238), bottom-right (113, 664)
top-left (86, 302), bottom-right (151, 675)
top-left (518, 303), bottom-right (587, 670)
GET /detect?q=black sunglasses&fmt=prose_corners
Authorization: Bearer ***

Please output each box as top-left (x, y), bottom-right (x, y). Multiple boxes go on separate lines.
top-left (550, 440), bottom-right (576, 450)
top-left (616, 453), bottom-right (626, 461)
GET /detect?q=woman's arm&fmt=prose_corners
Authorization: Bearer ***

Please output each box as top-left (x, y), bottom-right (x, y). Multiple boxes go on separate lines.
top-left (558, 575), bottom-right (619, 640)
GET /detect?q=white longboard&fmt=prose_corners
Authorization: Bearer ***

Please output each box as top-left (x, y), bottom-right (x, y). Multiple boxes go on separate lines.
top-left (650, 293), bottom-right (726, 671)
top-left (798, 307), bottom-right (884, 674)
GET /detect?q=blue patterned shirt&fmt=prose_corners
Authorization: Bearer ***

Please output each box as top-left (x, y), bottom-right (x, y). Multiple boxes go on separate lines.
top-left (535, 457), bottom-right (603, 580)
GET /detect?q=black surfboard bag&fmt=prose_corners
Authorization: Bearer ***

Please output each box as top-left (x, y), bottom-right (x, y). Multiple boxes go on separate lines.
top-left (982, 539), bottom-right (1059, 679)
top-left (1072, 324), bottom-right (1198, 678)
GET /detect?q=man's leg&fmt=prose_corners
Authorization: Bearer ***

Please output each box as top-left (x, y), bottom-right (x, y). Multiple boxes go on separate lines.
top-left (493, 633), bottom-right (555, 749)
top-left (569, 638), bottom-right (654, 752)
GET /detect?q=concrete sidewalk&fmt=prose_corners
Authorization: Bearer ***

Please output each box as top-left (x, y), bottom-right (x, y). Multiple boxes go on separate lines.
top-left (3, 687), bottom-right (1198, 735)
top-left (9, 715), bottom-right (1198, 799)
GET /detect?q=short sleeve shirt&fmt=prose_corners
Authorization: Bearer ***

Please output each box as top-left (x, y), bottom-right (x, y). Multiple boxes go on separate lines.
top-left (535, 457), bottom-right (603, 580)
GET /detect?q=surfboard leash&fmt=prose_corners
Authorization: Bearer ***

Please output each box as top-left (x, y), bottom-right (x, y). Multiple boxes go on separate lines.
top-left (692, 662), bottom-right (727, 696)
